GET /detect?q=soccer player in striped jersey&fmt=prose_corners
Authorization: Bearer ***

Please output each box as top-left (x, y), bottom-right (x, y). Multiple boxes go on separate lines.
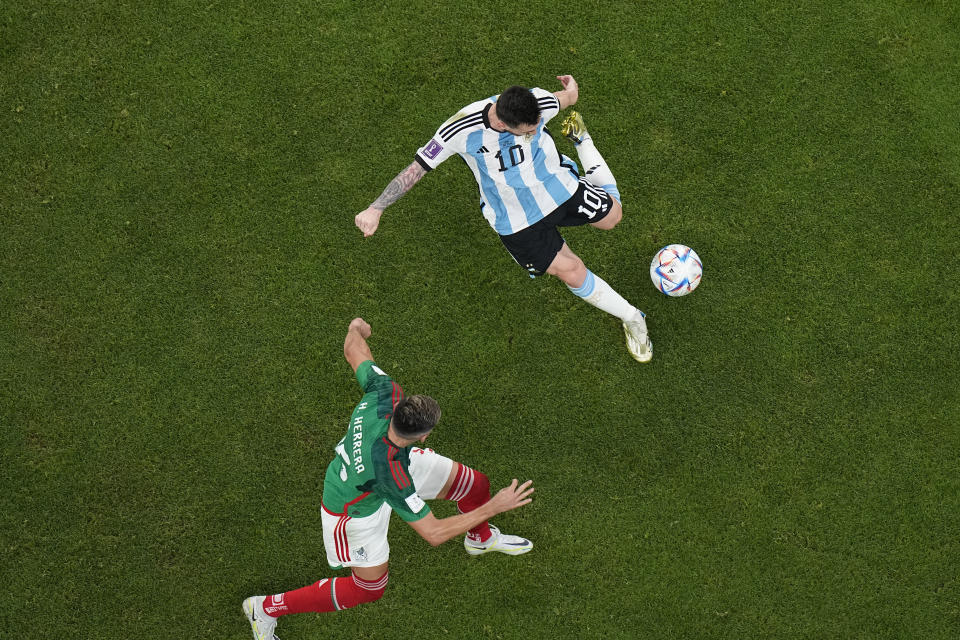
top-left (355, 75), bottom-right (653, 362)
top-left (242, 318), bottom-right (534, 640)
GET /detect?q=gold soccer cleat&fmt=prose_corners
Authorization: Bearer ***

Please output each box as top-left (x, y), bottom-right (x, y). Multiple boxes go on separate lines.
top-left (560, 111), bottom-right (589, 145)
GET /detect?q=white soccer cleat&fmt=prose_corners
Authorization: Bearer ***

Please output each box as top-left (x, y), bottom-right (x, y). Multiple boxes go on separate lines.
top-left (243, 596), bottom-right (279, 640)
top-left (465, 525), bottom-right (533, 556)
top-left (623, 311), bottom-right (653, 363)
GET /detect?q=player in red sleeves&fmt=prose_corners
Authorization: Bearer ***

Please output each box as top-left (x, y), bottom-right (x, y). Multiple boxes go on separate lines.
top-left (242, 318), bottom-right (534, 640)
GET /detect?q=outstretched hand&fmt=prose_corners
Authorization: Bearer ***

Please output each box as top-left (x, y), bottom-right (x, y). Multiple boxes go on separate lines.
top-left (489, 479), bottom-right (535, 514)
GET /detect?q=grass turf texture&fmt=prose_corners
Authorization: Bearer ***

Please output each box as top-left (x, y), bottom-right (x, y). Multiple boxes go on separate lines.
top-left (2, 0), bottom-right (959, 638)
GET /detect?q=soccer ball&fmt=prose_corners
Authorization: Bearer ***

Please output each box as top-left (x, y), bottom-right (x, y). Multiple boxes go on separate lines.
top-left (650, 244), bottom-right (702, 296)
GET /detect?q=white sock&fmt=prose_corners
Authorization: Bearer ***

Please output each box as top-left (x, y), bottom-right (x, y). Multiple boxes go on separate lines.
top-left (575, 138), bottom-right (620, 203)
top-left (567, 270), bottom-right (642, 323)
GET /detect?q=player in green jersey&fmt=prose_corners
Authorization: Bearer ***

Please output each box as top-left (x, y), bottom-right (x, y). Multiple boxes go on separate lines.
top-left (243, 317), bottom-right (535, 640)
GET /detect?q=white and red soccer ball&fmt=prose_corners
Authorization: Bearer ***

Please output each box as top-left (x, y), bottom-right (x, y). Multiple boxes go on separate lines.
top-left (650, 244), bottom-right (702, 297)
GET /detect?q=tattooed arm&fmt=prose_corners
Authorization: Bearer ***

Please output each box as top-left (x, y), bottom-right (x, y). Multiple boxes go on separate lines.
top-left (355, 161), bottom-right (427, 237)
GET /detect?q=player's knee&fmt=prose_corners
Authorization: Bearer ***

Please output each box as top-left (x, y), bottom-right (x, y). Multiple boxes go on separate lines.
top-left (547, 250), bottom-right (587, 287)
top-left (561, 256), bottom-right (588, 286)
top-left (346, 588), bottom-right (386, 608)
top-left (608, 201), bottom-right (623, 226)
top-left (362, 587), bottom-right (386, 605)
top-left (346, 572), bottom-right (389, 608)
top-left (451, 466), bottom-right (490, 508)
top-left (471, 468), bottom-right (490, 496)
top-left (594, 201), bottom-right (622, 229)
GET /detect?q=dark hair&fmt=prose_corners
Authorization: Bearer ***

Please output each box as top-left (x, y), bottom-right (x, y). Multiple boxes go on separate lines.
top-left (495, 86), bottom-right (540, 127)
top-left (392, 395), bottom-right (441, 438)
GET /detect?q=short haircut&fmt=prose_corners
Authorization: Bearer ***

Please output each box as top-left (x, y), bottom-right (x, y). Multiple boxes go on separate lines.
top-left (495, 86), bottom-right (540, 127)
top-left (392, 395), bottom-right (441, 438)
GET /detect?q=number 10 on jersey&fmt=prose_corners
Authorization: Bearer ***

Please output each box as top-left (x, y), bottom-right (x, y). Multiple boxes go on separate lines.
top-left (495, 145), bottom-right (525, 172)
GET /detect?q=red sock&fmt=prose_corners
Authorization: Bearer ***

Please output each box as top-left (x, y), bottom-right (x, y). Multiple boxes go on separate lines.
top-left (262, 572), bottom-right (388, 616)
top-left (444, 465), bottom-right (492, 543)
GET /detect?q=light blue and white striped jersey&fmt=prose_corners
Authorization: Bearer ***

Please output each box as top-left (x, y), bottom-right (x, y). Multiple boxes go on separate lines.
top-left (415, 88), bottom-right (581, 236)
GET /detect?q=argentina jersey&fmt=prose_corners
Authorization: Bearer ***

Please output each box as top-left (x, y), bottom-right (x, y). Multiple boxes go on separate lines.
top-left (415, 88), bottom-right (581, 236)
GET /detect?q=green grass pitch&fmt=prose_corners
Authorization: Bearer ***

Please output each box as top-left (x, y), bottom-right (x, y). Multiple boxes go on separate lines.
top-left (2, 1), bottom-right (959, 638)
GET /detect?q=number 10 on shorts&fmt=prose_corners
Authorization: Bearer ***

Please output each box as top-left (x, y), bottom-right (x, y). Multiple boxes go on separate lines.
top-left (577, 187), bottom-right (605, 219)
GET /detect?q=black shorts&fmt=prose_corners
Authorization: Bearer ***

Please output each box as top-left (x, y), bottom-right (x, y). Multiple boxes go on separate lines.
top-left (499, 178), bottom-right (614, 276)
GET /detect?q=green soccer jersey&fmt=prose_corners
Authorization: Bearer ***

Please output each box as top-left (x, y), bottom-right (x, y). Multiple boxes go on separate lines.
top-left (321, 360), bottom-right (431, 522)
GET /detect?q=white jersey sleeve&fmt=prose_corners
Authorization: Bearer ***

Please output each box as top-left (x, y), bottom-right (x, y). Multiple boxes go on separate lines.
top-left (415, 108), bottom-right (483, 171)
top-left (532, 87), bottom-right (562, 125)
top-left (415, 133), bottom-right (458, 171)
